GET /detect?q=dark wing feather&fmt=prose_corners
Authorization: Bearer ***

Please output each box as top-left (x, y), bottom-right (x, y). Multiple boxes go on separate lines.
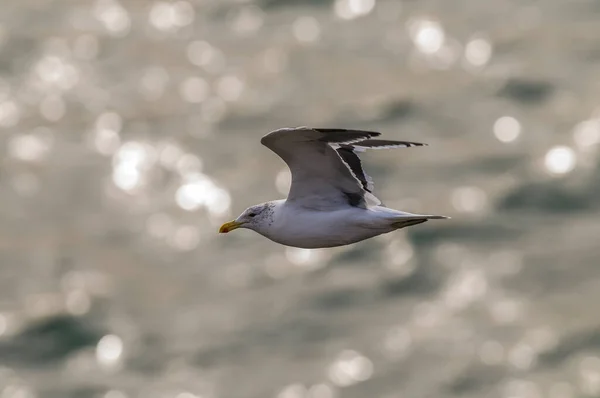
top-left (355, 139), bottom-right (426, 149)
top-left (335, 145), bottom-right (374, 194)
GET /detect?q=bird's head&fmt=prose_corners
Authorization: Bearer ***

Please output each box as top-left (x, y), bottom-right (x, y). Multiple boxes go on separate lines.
top-left (219, 203), bottom-right (271, 234)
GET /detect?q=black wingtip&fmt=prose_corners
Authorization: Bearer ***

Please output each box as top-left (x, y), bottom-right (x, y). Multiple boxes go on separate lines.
top-left (352, 139), bottom-right (428, 148)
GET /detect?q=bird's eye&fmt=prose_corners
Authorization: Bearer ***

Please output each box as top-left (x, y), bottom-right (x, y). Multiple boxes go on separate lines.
top-left (248, 212), bottom-right (256, 217)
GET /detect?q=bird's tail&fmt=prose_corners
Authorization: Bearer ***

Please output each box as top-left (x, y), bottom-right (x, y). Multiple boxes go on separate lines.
top-left (390, 214), bottom-right (450, 229)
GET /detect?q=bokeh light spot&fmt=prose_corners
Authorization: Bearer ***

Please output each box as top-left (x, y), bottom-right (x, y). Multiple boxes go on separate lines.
top-left (94, 0), bottom-right (131, 36)
top-left (408, 19), bottom-right (445, 54)
top-left (96, 334), bottom-right (124, 368)
top-left (149, 1), bottom-right (194, 31)
top-left (229, 5), bottom-right (264, 35)
top-left (334, 0), bottom-right (376, 20)
top-left (573, 119), bottom-right (600, 150)
top-left (216, 74), bottom-right (244, 102)
top-left (8, 131), bottom-right (52, 162)
top-left (293, 16), bottom-right (321, 44)
top-left (451, 186), bottom-right (487, 213)
top-left (544, 146), bottom-right (576, 175)
top-left (493, 116), bottom-right (521, 143)
top-left (465, 37), bottom-right (492, 66)
top-left (328, 350), bottom-right (373, 387)
top-left (180, 77), bottom-right (209, 103)
top-left (0, 100), bottom-right (21, 127)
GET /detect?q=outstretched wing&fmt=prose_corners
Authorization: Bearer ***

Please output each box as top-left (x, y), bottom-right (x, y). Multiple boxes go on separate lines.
top-left (260, 127), bottom-right (425, 210)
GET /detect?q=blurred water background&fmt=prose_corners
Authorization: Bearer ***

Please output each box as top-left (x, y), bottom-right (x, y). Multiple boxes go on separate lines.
top-left (1, 0), bottom-right (600, 397)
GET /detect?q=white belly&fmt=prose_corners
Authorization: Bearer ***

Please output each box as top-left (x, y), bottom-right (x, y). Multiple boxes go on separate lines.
top-left (260, 204), bottom-right (396, 249)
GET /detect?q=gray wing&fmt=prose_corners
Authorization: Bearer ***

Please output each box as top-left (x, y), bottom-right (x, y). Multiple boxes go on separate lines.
top-left (261, 127), bottom-right (425, 210)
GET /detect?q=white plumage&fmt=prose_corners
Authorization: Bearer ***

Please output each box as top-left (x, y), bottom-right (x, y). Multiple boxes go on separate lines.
top-left (219, 127), bottom-right (448, 248)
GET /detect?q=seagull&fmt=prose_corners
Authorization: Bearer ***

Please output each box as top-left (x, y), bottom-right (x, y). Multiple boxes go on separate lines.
top-left (219, 127), bottom-right (448, 248)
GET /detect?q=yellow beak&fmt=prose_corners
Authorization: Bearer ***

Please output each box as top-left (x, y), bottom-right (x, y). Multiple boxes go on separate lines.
top-left (219, 220), bottom-right (244, 233)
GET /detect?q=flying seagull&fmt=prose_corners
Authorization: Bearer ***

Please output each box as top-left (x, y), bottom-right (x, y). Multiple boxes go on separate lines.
top-left (219, 127), bottom-right (448, 248)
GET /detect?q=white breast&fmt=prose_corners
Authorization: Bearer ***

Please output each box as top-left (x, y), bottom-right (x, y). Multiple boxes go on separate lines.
top-left (260, 202), bottom-right (394, 249)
